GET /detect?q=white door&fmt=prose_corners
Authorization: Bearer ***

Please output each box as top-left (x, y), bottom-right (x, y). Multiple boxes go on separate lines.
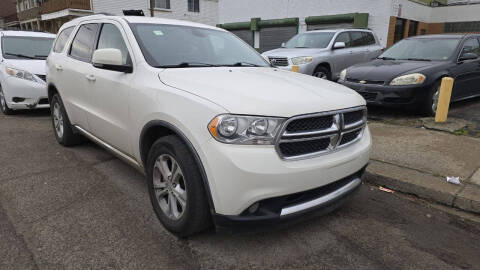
top-left (85, 22), bottom-right (134, 155)
top-left (61, 23), bottom-right (100, 129)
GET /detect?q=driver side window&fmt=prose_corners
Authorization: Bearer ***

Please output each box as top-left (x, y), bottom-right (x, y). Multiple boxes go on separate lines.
top-left (461, 38), bottom-right (480, 56)
top-left (335, 32), bottom-right (352, 48)
top-left (96, 23), bottom-right (131, 65)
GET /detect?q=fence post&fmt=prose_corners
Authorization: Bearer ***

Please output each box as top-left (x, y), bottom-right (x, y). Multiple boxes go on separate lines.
top-left (435, 77), bottom-right (454, 123)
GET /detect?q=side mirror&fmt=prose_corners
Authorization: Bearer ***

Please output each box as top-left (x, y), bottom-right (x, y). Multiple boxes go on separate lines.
top-left (458, 52), bottom-right (478, 62)
top-left (281, 42), bottom-right (286, 48)
top-left (92, 48), bottom-right (132, 73)
top-left (333, 42), bottom-right (346, 50)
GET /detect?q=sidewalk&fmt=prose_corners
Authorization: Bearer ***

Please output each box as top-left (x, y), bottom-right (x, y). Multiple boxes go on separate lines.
top-left (366, 122), bottom-right (480, 214)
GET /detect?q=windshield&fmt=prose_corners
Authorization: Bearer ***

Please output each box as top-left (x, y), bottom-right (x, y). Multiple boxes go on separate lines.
top-left (2, 36), bottom-right (54, 60)
top-left (130, 23), bottom-right (269, 68)
top-left (284, 32), bottom-right (335, 48)
top-left (379, 38), bottom-right (461, 61)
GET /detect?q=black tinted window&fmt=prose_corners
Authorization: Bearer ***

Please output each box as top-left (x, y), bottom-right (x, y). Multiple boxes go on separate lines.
top-left (97, 24), bottom-right (130, 65)
top-left (69, 24), bottom-right (99, 62)
top-left (335, 32), bottom-right (351, 47)
top-left (364, 32), bottom-right (376, 45)
top-left (350, 32), bottom-right (365, 46)
top-left (54, 26), bottom-right (74, 53)
top-left (461, 38), bottom-right (480, 56)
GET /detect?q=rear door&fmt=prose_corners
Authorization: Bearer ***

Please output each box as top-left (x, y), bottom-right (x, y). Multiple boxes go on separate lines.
top-left (62, 23), bottom-right (100, 129)
top-left (86, 22), bottom-right (134, 155)
top-left (451, 38), bottom-right (480, 99)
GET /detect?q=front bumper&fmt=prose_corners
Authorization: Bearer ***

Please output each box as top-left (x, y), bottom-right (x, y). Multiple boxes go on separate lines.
top-left (2, 76), bottom-right (49, 110)
top-left (339, 80), bottom-right (432, 108)
top-left (199, 125), bottom-right (371, 217)
top-left (213, 168), bottom-right (365, 234)
top-left (276, 63), bottom-right (316, 76)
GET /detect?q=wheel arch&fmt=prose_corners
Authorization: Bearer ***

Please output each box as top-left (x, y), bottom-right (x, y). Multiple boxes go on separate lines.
top-left (47, 83), bottom-right (59, 101)
top-left (139, 120), bottom-right (216, 213)
top-left (313, 62), bottom-right (332, 78)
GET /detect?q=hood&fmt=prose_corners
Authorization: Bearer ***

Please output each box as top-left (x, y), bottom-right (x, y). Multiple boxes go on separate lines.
top-left (262, 48), bottom-right (329, 58)
top-left (3, 59), bottom-right (47, 75)
top-left (346, 59), bottom-right (445, 81)
top-left (159, 67), bottom-right (365, 117)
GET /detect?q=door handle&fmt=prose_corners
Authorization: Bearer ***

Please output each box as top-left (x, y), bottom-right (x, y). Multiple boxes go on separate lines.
top-left (55, 64), bottom-right (63, 71)
top-left (86, 74), bottom-right (96, 82)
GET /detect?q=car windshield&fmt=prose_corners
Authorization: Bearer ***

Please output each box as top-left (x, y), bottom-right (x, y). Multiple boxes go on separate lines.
top-left (2, 36), bottom-right (54, 60)
top-left (379, 38), bottom-right (461, 61)
top-left (284, 32), bottom-right (335, 48)
top-left (129, 23), bottom-right (269, 68)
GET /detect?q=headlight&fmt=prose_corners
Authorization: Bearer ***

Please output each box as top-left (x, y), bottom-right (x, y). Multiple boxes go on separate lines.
top-left (291, 56), bottom-right (313, 65)
top-left (208, 114), bottom-right (285, 145)
top-left (339, 69), bottom-right (347, 81)
top-left (390, 73), bottom-right (426, 86)
top-left (5, 66), bottom-right (38, 83)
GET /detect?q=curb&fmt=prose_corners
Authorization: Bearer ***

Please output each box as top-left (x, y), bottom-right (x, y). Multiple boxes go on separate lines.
top-left (365, 160), bottom-right (480, 214)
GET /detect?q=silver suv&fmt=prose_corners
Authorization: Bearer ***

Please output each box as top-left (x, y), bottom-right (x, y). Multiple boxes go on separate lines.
top-left (262, 29), bottom-right (383, 80)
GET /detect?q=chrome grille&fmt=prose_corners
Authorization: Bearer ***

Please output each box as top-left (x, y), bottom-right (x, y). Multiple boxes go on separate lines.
top-left (275, 107), bottom-right (367, 160)
top-left (268, 57), bottom-right (289, 67)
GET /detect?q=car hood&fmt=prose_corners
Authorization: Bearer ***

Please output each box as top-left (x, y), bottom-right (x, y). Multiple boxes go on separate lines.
top-left (262, 48), bottom-right (329, 58)
top-left (159, 67), bottom-right (365, 117)
top-left (346, 59), bottom-right (445, 81)
top-left (3, 59), bottom-right (46, 75)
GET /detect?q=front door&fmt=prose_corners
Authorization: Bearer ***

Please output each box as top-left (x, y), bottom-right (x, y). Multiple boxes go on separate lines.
top-left (451, 38), bottom-right (480, 99)
top-left (330, 32), bottom-right (357, 77)
top-left (86, 22), bottom-right (134, 155)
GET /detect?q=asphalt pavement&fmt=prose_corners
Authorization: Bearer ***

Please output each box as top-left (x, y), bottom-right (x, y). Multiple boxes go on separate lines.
top-left (1, 110), bottom-right (480, 270)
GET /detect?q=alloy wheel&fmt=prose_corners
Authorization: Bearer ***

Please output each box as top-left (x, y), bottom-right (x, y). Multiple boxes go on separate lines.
top-left (314, 71), bottom-right (327, 79)
top-left (153, 154), bottom-right (187, 220)
top-left (432, 87), bottom-right (440, 114)
top-left (53, 102), bottom-right (64, 138)
top-left (0, 89), bottom-right (6, 111)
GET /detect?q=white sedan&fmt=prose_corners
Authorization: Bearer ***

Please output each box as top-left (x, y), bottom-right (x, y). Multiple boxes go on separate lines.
top-left (0, 31), bottom-right (55, 114)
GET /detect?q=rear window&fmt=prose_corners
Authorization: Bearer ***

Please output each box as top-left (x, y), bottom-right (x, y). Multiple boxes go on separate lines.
top-left (54, 27), bottom-right (75, 53)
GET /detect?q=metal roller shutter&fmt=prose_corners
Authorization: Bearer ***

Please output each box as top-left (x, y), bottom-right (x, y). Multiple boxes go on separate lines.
top-left (307, 22), bottom-right (354, 31)
top-left (230, 30), bottom-right (253, 46)
top-left (259, 26), bottom-right (297, 53)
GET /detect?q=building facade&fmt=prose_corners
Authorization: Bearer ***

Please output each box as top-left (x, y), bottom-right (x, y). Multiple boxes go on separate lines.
top-left (0, 0), bottom-right (20, 30)
top-left (218, 0), bottom-right (480, 52)
top-left (151, 0), bottom-right (219, 26)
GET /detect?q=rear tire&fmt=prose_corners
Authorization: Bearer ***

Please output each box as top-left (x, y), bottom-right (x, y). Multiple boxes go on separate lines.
top-left (50, 93), bottom-right (83, 146)
top-left (0, 85), bottom-right (15, 115)
top-left (147, 135), bottom-right (211, 237)
top-left (420, 81), bottom-right (441, 116)
top-left (313, 66), bottom-right (331, 80)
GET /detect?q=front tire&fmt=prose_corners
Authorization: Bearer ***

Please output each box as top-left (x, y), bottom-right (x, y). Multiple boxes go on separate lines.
top-left (420, 81), bottom-right (441, 116)
top-left (313, 66), bottom-right (331, 80)
top-left (147, 135), bottom-right (211, 237)
top-left (0, 85), bottom-right (15, 115)
top-left (50, 94), bottom-right (83, 146)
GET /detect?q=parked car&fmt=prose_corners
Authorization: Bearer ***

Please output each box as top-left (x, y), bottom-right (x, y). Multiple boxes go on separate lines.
top-left (47, 15), bottom-right (371, 236)
top-left (0, 31), bottom-right (55, 115)
top-left (338, 34), bottom-right (480, 115)
top-left (262, 29), bottom-right (382, 80)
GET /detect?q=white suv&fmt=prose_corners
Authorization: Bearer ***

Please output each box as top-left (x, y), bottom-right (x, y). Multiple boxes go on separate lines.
top-left (47, 15), bottom-right (371, 236)
top-left (0, 31), bottom-right (55, 114)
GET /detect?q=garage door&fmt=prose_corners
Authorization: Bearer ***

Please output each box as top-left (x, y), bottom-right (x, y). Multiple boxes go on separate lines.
top-left (259, 26), bottom-right (297, 53)
top-left (230, 30), bottom-right (253, 46)
top-left (307, 22), bottom-right (354, 31)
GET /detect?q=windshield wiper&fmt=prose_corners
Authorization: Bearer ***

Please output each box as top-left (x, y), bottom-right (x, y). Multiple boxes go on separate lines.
top-left (228, 62), bottom-right (262, 67)
top-left (4, 53), bottom-right (37, 59)
top-left (294, 46), bottom-right (310, 48)
top-left (404, 58), bottom-right (432, 62)
top-left (377, 56), bottom-right (396, 60)
top-left (34, 55), bottom-right (49, 59)
top-left (155, 62), bottom-right (219, 68)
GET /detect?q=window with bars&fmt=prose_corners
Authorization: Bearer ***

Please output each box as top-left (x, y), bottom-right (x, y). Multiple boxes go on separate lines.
top-left (155, 0), bottom-right (170, 9)
top-left (188, 0), bottom-right (200, 12)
